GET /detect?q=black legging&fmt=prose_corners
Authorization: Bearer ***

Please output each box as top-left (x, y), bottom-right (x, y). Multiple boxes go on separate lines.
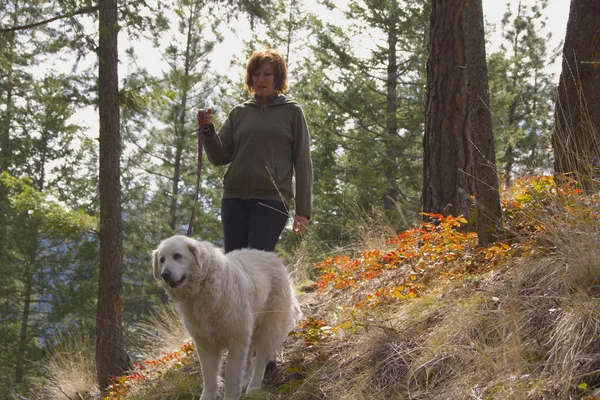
top-left (221, 198), bottom-right (289, 253)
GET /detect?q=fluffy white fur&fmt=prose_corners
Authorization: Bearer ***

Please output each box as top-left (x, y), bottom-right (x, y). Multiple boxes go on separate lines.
top-left (153, 235), bottom-right (301, 400)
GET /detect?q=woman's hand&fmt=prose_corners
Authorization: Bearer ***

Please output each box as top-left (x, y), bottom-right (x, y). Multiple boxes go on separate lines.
top-left (198, 108), bottom-right (213, 129)
top-left (293, 214), bottom-right (309, 235)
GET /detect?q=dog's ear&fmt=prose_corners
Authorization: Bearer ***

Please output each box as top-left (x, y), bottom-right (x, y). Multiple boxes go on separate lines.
top-left (152, 249), bottom-right (160, 280)
top-left (187, 241), bottom-right (201, 268)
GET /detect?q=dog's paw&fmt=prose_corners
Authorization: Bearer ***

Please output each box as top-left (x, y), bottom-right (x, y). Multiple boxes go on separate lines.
top-left (199, 392), bottom-right (217, 400)
top-left (246, 384), bottom-right (262, 393)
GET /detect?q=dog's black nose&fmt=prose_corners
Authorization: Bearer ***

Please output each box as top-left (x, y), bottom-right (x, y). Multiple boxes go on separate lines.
top-left (161, 270), bottom-right (172, 283)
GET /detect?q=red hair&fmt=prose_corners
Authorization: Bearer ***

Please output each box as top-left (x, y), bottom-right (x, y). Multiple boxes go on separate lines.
top-left (244, 48), bottom-right (288, 94)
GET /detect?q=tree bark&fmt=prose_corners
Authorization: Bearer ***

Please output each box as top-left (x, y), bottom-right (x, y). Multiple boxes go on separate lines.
top-left (552, 0), bottom-right (600, 193)
top-left (0, 13), bottom-right (16, 268)
top-left (14, 260), bottom-right (33, 387)
top-left (96, 0), bottom-right (130, 392)
top-left (0, 4), bottom-right (17, 173)
top-left (422, 0), bottom-right (474, 221)
top-left (464, 0), bottom-right (502, 246)
top-left (383, 0), bottom-right (399, 212)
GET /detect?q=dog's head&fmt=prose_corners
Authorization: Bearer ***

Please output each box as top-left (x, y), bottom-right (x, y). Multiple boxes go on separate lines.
top-left (152, 235), bottom-right (201, 290)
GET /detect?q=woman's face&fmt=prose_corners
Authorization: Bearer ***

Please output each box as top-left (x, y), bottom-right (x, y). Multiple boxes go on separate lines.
top-left (252, 61), bottom-right (276, 100)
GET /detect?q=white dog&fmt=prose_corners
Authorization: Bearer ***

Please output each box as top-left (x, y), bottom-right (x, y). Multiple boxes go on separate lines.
top-left (152, 235), bottom-right (301, 400)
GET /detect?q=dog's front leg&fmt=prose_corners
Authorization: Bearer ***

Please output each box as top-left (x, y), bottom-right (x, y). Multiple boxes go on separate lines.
top-left (224, 339), bottom-right (250, 400)
top-left (194, 338), bottom-right (222, 400)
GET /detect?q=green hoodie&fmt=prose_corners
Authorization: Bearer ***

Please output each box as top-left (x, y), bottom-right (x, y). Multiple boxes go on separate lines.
top-left (202, 94), bottom-right (313, 219)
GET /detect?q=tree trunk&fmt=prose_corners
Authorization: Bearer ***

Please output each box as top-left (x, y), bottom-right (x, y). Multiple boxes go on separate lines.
top-left (463, 0), bottom-right (502, 246)
top-left (503, 144), bottom-right (514, 187)
top-left (0, 3), bottom-right (17, 173)
top-left (169, 4), bottom-right (197, 234)
top-left (383, 0), bottom-right (399, 212)
top-left (552, 0), bottom-right (600, 193)
top-left (169, 147), bottom-right (183, 231)
top-left (14, 141), bottom-right (48, 390)
top-left (14, 260), bottom-right (33, 387)
top-left (502, 1), bottom-right (522, 187)
top-left (422, 0), bottom-right (474, 221)
top-left (0, 28), bottom-right (15, 265)
top-left (96, 0), bottom-right (130, 392)
top-left (0, 54), bottom-right (14, 173)
top-left (284, 0), bottom-right (295, 63)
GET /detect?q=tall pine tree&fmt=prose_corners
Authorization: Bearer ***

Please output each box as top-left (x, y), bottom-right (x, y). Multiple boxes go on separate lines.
top-left (308, 0), bottom-right (429, 235)
top-left (488, 0), bottom-right (558, 186)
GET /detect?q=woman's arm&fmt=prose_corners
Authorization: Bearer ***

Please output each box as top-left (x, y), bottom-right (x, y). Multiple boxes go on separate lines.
top-left (197, 108), bottom-right (234, 166)
top-left (292, 105), bottom-right (314, 222)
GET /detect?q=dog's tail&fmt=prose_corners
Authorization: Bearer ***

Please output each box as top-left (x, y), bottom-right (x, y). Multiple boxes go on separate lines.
top-left (291, 292), bottom-right (303, 326)
top-left (285, 269), bottom-right (304, 326)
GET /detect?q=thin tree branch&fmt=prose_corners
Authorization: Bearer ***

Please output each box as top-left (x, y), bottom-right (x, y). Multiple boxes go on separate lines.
top-left (0, 6), bottom-right (99, 33)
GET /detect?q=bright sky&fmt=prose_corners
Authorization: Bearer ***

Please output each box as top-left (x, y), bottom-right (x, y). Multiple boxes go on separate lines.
top-left (123, 0), bottom-right (570, 80)
top-left (66, 0), bottom-right (571, 136)
top-left (483, 0), bottom-right (569, 76)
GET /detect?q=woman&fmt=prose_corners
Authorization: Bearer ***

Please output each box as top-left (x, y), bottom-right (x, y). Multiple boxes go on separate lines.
top-left (198, 47), bottom-right (313, 253)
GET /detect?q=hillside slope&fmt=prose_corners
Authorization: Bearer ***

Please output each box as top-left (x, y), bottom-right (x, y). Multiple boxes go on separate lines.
top-left (49, 177), bottom-right (600, 400)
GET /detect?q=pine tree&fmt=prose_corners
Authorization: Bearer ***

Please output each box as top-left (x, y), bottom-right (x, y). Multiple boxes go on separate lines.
top-left (1, 0), bottom-right (169, 392)
top-left (0, 2), bottom-right (100, 394)
top-left (488, 0), bottom-right (558, 186)
top-left (307, 0), bottom-right (428, 234)
top-left (118, 0), bottom-right (224, 310)
top-left (95, 0), bottom-right (132, 390)
top-left (0, 72), bottom-right (96, 395)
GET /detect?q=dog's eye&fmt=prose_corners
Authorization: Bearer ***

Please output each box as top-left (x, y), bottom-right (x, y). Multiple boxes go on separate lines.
top-left (159, 257), bottom-right (165, 263)
top-left (173, 253), bottom-right (182, 260)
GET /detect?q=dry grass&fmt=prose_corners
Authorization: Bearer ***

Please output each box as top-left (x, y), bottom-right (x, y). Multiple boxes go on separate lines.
top-left (131, 303), bottom-right (190, 361)
top-left (42, 184), bottom-right (600, 400)
top-left (44, 329), bottom-right (100, 400)
top-left (126, 362), bottom-right (204, 400)
top-left (553, 56), bottom-right (600, 194)
top-left (271, 190), bottom-right (600, 400)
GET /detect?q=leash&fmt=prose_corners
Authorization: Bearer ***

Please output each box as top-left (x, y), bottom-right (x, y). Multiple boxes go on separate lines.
top-left (187, 110), bottom-right (205, 237)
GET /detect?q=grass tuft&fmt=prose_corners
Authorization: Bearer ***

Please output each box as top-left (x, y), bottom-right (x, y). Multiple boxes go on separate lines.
top-left (44, 328), bottom-right (100, 399)
top-left (131, 304), bottom-right (190, 361)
